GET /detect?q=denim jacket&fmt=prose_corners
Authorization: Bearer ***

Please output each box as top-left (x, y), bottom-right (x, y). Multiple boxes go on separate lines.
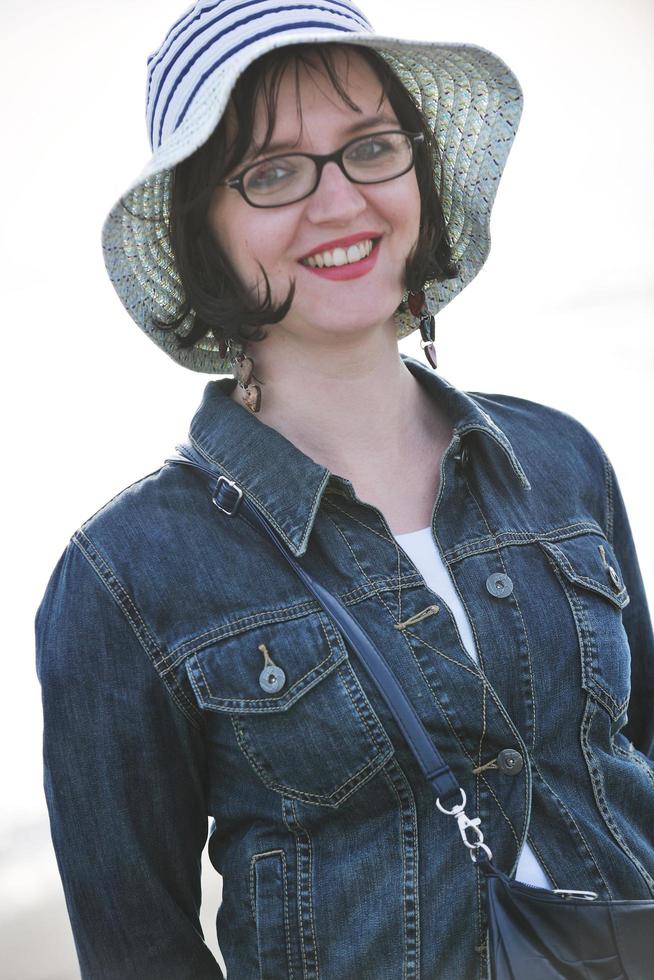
top-left (35, 354), bottom-right (654, 980)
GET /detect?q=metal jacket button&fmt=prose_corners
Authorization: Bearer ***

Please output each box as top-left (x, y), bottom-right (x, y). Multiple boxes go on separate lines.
top-left (497, 749), bottom-right (523, 775)
top-left (486, 572), bottom-right (514, 598)
top-left (259, 664), bottom-right (286, 693)
top-left (453, 444), bottom-right (470, 467)
top-left (598, 544), bottom-right (623, 591)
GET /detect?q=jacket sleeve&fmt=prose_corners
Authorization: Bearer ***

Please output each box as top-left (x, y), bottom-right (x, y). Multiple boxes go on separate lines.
top-left (35, 538), bottom-right (224, 979)
top-left (604, 453), bottom-right (654, 761)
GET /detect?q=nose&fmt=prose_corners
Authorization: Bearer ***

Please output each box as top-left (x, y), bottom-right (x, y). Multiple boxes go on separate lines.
top-left (304, 160), bottom-right (367, 223)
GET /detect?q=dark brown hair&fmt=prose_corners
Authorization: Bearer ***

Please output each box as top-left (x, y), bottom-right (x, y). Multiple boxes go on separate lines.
top-left (153, 42), bottom-right (459, 352)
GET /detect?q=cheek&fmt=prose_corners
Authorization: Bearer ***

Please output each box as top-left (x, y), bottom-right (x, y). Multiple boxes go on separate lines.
top-left (208, 195), bottom-right (299, 303)
top-left (210, 194), bottom-right (283, 261)
top-left (208, 196), bottom-right (258, 280)
top-left (384, 176), bottom-right (422, 243)
top-left (407, 180), bottom-right (423, 234)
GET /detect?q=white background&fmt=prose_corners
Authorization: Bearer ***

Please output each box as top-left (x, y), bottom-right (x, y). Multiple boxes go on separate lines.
top-left (2, 0), bottom-right (652, 976)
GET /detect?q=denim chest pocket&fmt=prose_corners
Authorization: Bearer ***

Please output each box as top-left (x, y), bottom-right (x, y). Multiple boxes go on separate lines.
top-left (185, 610), bottom-right (394, 807)
top-left (538, 532), bottom-right (631, 719)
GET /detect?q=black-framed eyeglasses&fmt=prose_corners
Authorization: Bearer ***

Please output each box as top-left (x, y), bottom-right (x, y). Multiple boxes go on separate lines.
top-left (222, 130), bottom-right (424, 208)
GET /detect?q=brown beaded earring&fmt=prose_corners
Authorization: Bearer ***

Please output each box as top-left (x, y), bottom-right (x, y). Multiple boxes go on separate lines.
top-left (219, 339), bottom-right (263, 414)
top-left (408, 288), bottom-right (437, 370)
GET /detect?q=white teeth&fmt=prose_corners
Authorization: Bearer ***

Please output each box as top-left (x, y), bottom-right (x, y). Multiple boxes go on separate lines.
top-left (302, 238), bottom-right (375, 268)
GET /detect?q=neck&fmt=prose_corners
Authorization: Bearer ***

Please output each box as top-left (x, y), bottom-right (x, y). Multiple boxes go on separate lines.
top-left (230, 325), bottom-right (449, 479)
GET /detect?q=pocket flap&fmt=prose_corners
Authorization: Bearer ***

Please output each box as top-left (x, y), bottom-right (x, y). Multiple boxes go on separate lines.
top-left (186, 611), bottom-right (349, 713)
top-left (539, 533), bottom-right (629, 609)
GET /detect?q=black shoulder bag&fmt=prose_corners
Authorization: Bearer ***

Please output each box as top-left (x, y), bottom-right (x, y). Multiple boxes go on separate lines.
top-left (166, 446), bottom-right (654, 980)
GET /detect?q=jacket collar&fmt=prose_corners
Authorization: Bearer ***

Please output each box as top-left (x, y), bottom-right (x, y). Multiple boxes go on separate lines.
top-left (187, 354), bottom-right (531, 557)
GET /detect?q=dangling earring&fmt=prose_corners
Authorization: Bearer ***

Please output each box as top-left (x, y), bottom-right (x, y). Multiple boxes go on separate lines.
top-left (221, 339), bottom-right (263, 414)
top-left (408, 288), bottom-right (437, 370)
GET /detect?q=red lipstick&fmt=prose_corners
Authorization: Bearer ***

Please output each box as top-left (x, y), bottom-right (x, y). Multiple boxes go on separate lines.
top-left (299, 237), bottom-right (382, 281)
top-left (298, 231), bottom-right (382, 261)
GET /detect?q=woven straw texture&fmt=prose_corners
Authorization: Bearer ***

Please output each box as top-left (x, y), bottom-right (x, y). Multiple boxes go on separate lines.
top-left (101, 3), bottom-right (523, 374)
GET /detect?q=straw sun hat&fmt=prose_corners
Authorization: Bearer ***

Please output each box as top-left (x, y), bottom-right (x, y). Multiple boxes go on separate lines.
top-left (101, 0), bottom-right (523, 374)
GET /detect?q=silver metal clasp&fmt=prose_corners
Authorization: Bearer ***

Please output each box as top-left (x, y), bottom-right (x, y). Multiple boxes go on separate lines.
top-left (553, 888), bottom-right (598, 901)
top-left (436, 789), bottom-right (493, 862)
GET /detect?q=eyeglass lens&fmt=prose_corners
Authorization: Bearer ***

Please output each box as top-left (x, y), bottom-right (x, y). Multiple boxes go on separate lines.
top-left (242, 132), bottom-right (414, 206)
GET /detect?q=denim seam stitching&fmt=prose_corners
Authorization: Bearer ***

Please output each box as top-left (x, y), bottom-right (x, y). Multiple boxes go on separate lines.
top-left (581, 697), bottom-right (654, 894)
top-left (461, 478), bottom-right (537, 757)
top-left (289, 798), bottom-right (320, 980)
top-left (324, 496), bottom-right (398, 546)
top-left (228, 701), bottom-right (392, 807)
top-left (324, 509), bottom-right (407, 624)
top-left (401, 626), bottom-right (481, 677)
top-left (71, 531), bottom-right (203, 728)
top-left (539, 541), bottom-right (628, 607)
top-left (249, 849), bottom-right (294, 980)
top-left (335, 661), bottom-right (394, 755)
top-left (312, 517), bottom-right (502, 798)
top-left (187, 614), bottom-right (342, 708)
top-left (478, 673), bottom-right (489, 772)
top-left (475, 682), bottom-right (489, 939)
top-left (168, 601), bottom-right (320, 660)
top-left (315, 500), bottom-right (526, 844)
top-left (432, 521), bottom-right (488, 678)
top-left (382, 766), bottom-right (409, 980)
top-left (320, 513), bottom-right (512, 840)
top-left (528, 755), bottom-right (610, 894)
top-left (189, 433), bottom-right (328, 553)
top-left (480, 777), bottom-right (521, 847)
top-left (539, 548), bottom-right (629, 720)
top-left (340, 575), bottom-right (424, 604)
top-left (523, 832), bottom-right (558, 889)
top-left (397, 641), bottom-right (527, 846)
top-left (322, 501), bottom-right (498, 819)
top-left (418, 651), bottom-right (528, 844)
top-left (381, 759), bottom-right (420, 979)
top-left (324, 499), bottom-right (413, 621)
top-left (162, 577), bottom-right (425, 668)
top-left (433, 508), bottom-right (491, 817)
top-left (402, 618), bottom-right (529, 784)
top-left (281, 800), bottom-right (309, 980)
top-left (281, 849), bottom-right (295, 980)
top-left (601, 447), bottom-right (615, 545)
top-left (443, 521), bottom-right (604, 562)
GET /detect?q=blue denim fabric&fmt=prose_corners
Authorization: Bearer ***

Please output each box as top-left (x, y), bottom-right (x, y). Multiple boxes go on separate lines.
top-left (35, 354), bottom-right (654, 979)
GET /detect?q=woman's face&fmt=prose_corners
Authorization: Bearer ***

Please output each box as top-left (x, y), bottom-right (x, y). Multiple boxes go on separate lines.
top-left (207, 48), bottom-right (422, 347)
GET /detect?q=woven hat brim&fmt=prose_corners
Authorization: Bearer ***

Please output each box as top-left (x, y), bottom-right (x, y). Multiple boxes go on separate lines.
top-left (101, 31), bottom-right (523, 374)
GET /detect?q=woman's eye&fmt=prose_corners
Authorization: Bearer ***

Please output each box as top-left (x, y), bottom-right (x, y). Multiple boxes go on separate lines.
top-left (246, 162), bottom-right (295, 190)
top-left (346, 137), bottom-right (393, 162)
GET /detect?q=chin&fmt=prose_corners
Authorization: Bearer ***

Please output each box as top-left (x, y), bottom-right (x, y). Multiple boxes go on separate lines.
top-left (303, 289), bottom-right (399, 318)
top-left (306, 313), bottom-right (397, 338)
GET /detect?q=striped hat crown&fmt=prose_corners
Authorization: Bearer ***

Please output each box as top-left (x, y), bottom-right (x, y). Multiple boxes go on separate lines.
top-left (101, 0), bottom-right (524, 373)
top-left (145, 0), bottom-right (374, 153)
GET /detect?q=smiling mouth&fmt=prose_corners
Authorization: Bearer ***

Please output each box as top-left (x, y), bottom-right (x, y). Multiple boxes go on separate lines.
top-left (299, 236), bottom-right (382, 269)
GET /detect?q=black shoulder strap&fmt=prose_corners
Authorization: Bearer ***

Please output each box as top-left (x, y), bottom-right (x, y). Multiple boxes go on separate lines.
top-left (165, 443), bottom-right (462, 804)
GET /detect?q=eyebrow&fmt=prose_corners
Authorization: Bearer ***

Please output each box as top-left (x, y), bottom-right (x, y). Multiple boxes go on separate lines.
top-left (245, 114), bottom-right (400, 162)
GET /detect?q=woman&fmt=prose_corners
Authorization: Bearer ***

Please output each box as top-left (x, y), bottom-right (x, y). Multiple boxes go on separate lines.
top-left (35, 1), bottom-right (654, 978)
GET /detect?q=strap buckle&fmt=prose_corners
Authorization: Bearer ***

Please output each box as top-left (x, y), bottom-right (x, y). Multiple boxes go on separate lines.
top-left (212, 476), bottom-right (243, 515)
